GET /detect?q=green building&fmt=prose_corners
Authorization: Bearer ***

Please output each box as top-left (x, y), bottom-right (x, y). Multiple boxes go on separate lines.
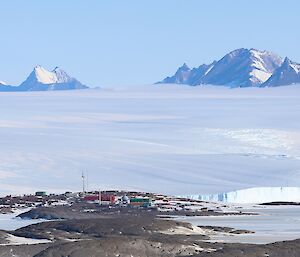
top-left (35, 191), bottom-right (47, 197)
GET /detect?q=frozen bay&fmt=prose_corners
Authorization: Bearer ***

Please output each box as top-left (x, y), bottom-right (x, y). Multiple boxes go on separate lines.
top-left (179, 206), bottom-right (300, 244)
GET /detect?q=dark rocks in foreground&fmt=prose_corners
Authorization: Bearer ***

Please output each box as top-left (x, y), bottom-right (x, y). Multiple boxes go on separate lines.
top-left (0, 204), bottom-right (299, 257)
top-left (198, 225), bottom-right (254, 235)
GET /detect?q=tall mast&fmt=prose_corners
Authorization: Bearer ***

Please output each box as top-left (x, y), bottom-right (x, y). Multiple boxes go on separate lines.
top-left (81, 171), bottom-right (85, 193)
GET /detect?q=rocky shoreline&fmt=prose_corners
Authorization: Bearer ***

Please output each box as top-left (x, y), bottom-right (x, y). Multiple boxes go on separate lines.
top-left (0, 203), bottom-right (298, 256)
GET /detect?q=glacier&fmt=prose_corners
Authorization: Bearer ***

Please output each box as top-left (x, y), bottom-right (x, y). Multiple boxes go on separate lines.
top-left (185, 187), bottom-right (300, 203)
top-left (0, 84), bottom-right (299, 202)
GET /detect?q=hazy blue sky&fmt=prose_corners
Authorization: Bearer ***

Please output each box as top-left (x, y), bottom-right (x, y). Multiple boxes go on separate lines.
top-left (0, 0), bottom-right (299, 87)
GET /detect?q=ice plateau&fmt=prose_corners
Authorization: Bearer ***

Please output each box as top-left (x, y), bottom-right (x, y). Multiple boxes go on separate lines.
top-left (0, 85), bottom-right (299, 203)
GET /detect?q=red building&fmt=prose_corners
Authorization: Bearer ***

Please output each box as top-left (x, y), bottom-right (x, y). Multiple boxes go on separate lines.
top-left (84, 194), bottom-right (116, 205)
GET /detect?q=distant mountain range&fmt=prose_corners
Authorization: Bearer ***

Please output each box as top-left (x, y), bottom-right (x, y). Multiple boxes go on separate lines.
top-left (157, 48), bottom-right (300, 87)
top-left (1, 50), bottom-right (299, 92)
top-left (0, 65), bottom-right (88, 92)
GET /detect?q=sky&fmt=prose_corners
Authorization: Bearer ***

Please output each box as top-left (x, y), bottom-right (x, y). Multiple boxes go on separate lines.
top-left (0, 0), bottom-right (300, 87)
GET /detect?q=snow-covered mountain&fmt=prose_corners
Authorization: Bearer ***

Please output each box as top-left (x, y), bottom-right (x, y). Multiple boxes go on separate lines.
top-left (201, 48), bottom-right (282, 87)
top-left (157, 48), bottom-right (300, 87)
top-left (159, 63), bottom-right (191, 84)
top-left (0, 66), bottom-right (88, 92)
top-left (0, 81), bottom-right (15, 92)
top-left (18, 65), bottom-right (88, 91)
top-left (159, 62), bottom-right (216, 85)
top-left (262, 57), bottom-right (300, 87)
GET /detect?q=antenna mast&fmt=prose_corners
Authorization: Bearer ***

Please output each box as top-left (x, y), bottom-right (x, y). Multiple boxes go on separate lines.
top-left (81, 171), bottom-right (85, 193)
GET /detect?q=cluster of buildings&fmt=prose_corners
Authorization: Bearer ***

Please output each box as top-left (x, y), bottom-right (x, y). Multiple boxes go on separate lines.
top-left (82, 191), bottom-right (153, 208)
top-left (0, 189), bottom-right (233, 215)
top-left (79, 191), bottom-right (226, 213)
top-left (0, 192), bottom-right (68, 213)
